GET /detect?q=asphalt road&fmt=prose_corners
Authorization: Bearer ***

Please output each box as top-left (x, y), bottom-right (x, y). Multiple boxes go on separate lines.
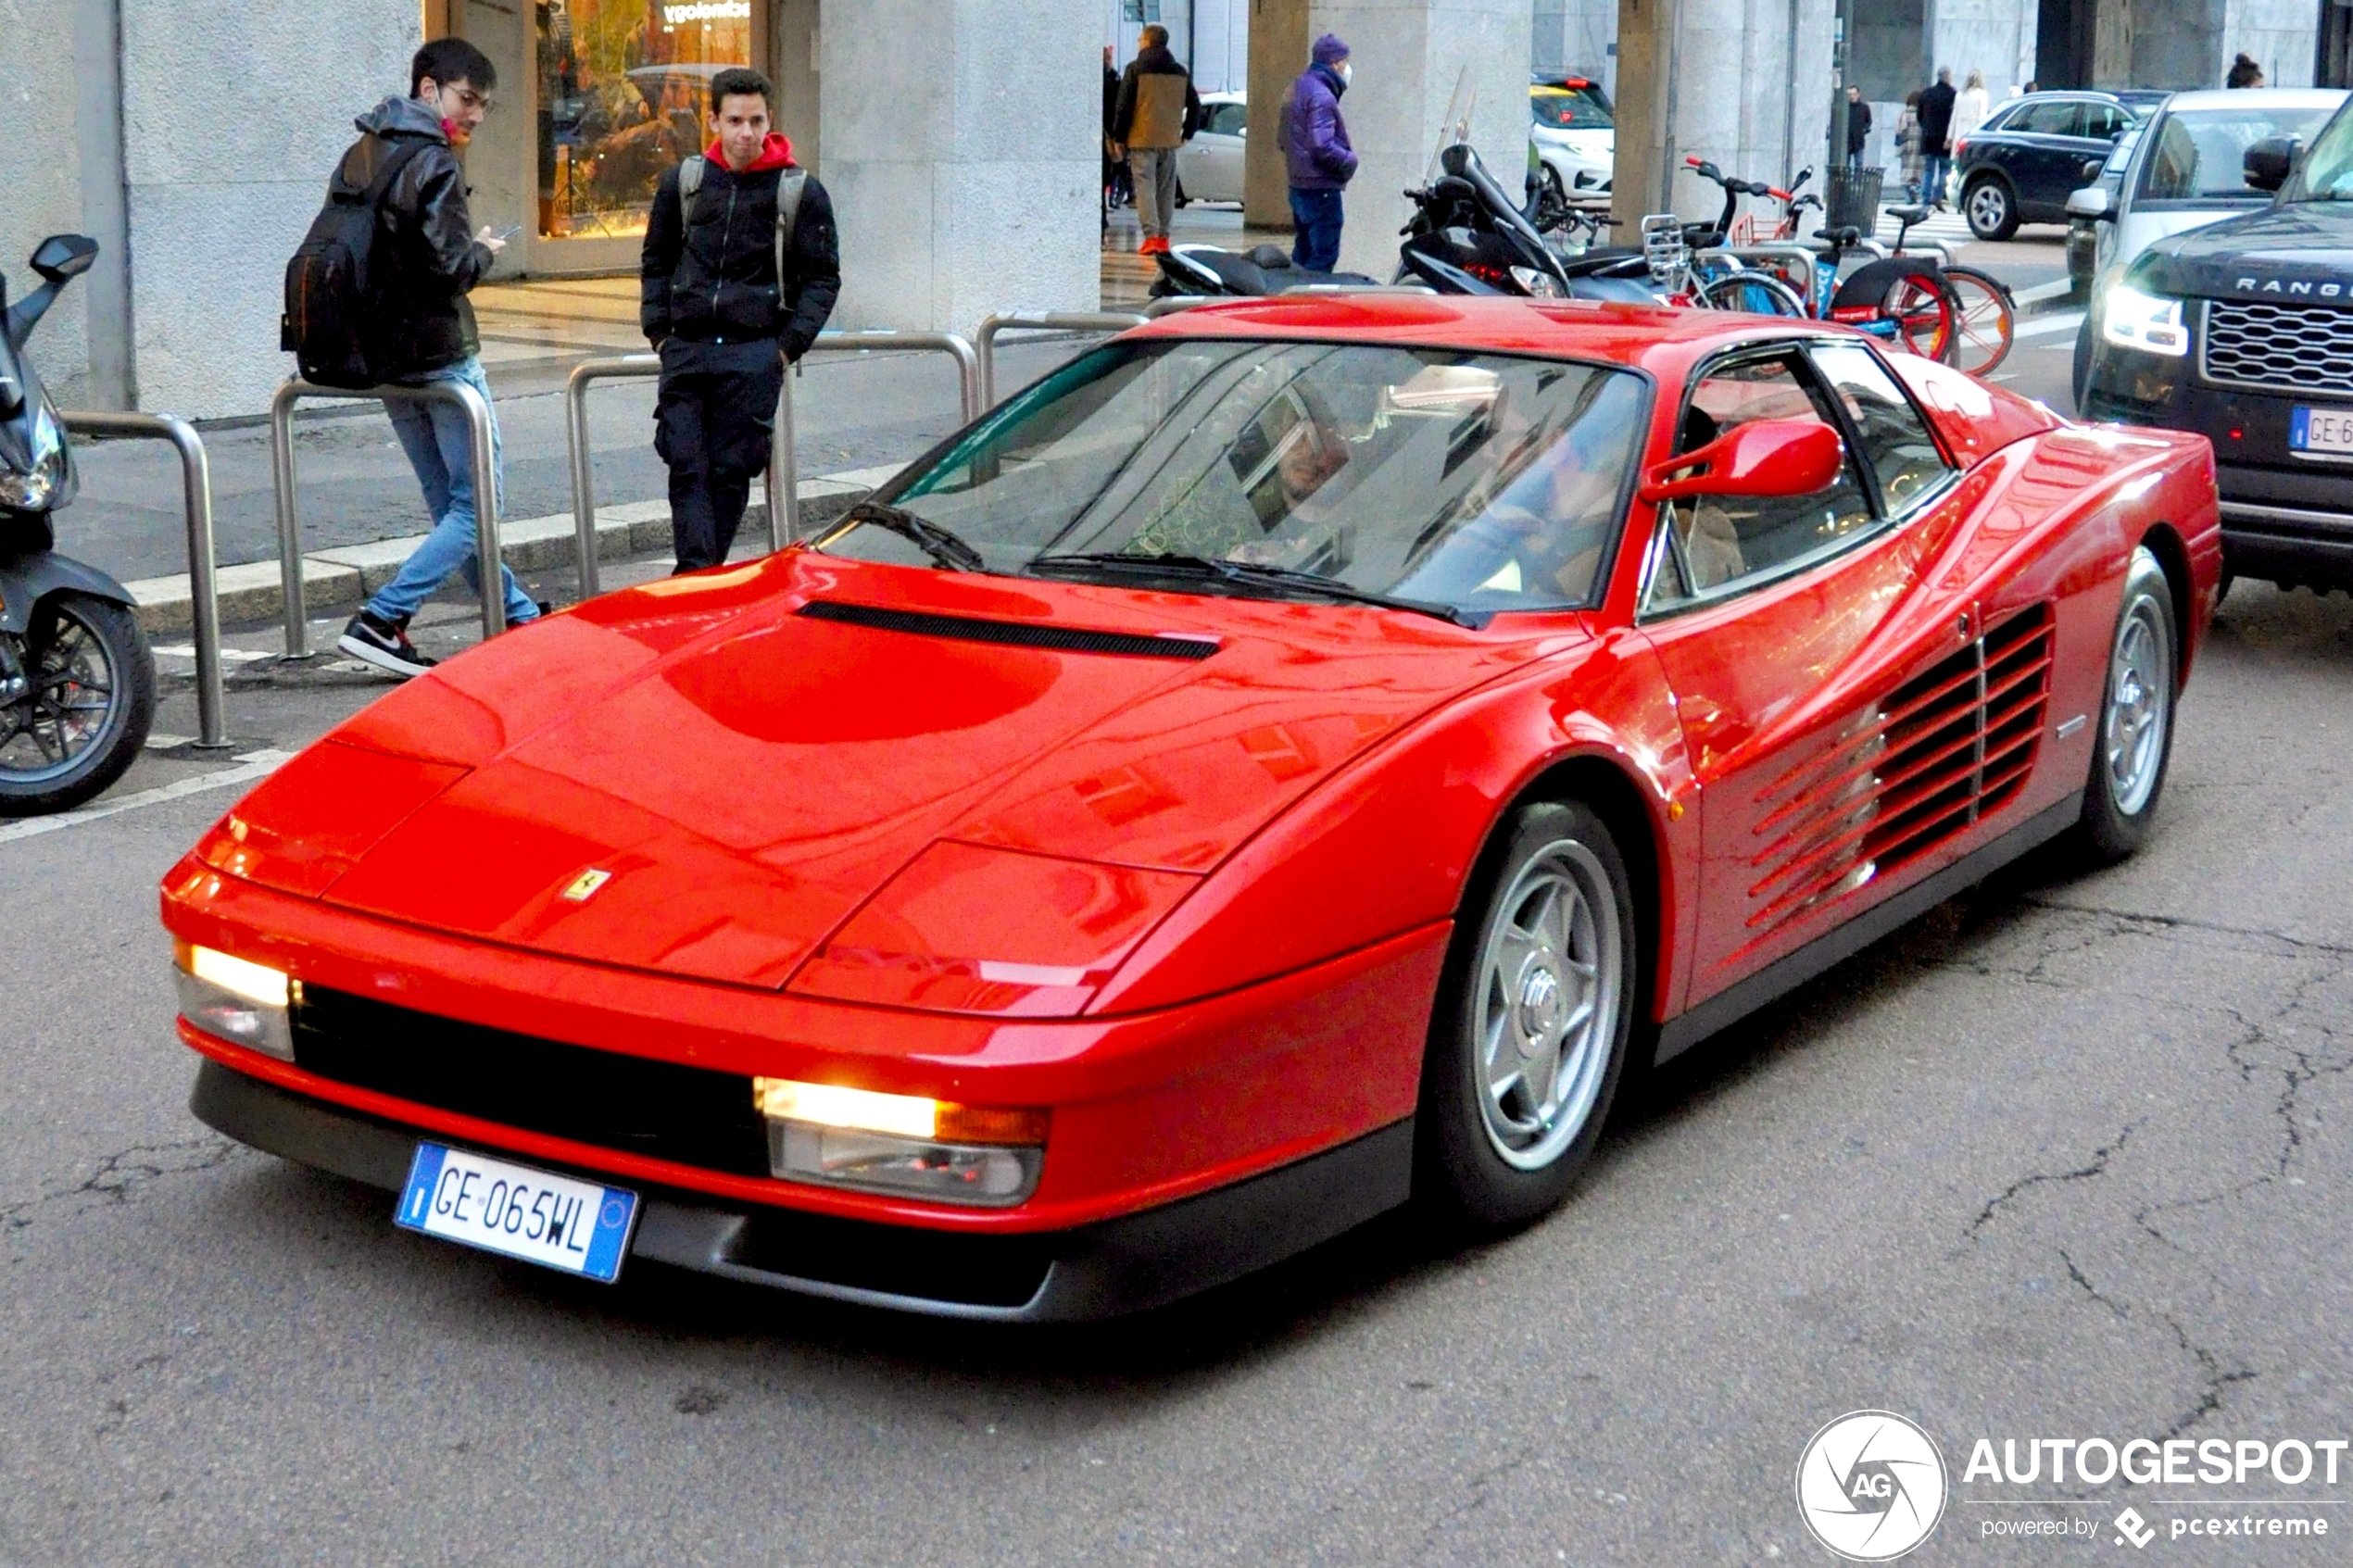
top-left (0, 544), bottom-right (2348, 1562)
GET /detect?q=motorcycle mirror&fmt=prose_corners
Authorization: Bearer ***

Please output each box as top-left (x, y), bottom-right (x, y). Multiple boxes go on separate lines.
top-left (30, 233), bottom-right (98, 284)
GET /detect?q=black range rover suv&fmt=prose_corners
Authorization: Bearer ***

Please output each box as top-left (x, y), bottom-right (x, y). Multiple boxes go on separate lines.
top-left (2082, 97), bottom-right (2353, 590)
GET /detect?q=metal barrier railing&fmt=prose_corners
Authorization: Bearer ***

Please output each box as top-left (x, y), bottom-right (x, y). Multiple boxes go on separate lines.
top-left (565, 333), bottom-right (984, 563)
top-left (269, 378), bottom-right (511, 654)
top-left (975, 311), bottom-right (1147, 408)
top-left (61, 410), bottom-right (229, 749)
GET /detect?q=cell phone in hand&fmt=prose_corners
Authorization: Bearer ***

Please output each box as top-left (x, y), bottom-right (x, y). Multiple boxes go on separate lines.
top-left (491, 225), bottom-right (523, 242)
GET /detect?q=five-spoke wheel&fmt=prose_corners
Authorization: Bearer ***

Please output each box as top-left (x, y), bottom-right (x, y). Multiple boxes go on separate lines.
top-left (2073, 545), bottom-right (2177, 861)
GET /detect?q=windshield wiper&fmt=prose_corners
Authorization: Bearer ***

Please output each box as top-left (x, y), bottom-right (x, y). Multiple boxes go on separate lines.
top-left (835, 501), bottom-right (987, 572)
top-left (1025, 551), bottom-right (1474, 625)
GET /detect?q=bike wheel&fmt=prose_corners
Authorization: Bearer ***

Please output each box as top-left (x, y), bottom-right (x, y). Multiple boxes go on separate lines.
top-left (1940, 263), bottom-right (2016, 375)
top-left (0, 592), bottom-right (154, 815)
top-left (1693, 270), bottom-right (1809, 317)
top-left (1884, 272), bottom-right (1960, 362)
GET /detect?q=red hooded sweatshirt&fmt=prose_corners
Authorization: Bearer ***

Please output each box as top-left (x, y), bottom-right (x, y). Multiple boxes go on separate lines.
top-left (708, 132), bottom-right (797, 173)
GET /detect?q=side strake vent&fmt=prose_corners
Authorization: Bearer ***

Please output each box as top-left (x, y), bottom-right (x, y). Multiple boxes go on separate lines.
top-left (798, 600), bottom-right (1220, 659)
top-left (1743, 606), bottom-right (2054, 943)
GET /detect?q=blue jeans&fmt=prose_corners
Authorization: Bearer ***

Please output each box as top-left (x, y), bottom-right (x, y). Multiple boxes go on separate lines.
top-left (1290, 186), bottom-right (1344, 273)
top-left (1920, 153), bottom-right (1951, 206)
top-left (369, 355), bottom-right (537, 625)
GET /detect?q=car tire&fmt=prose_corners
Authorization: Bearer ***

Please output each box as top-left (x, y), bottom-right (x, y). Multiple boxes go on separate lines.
top-left (1964, 175), bottom-right (2019, 242)
top-left (1416, 799), bottom-right (1638, 1232)
top-left (2071, 545), bottom-right (2178, 864)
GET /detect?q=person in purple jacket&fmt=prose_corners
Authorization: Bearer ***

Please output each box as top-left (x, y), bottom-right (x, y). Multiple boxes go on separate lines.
top-left (1278, 33), bottom-right (1357, 272)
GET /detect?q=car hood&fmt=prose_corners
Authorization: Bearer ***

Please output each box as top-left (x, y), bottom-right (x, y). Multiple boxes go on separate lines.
top-left (231, 552), bottom-right (1559, 991)
top-left (2130, 199), bottom-right (2353, 302)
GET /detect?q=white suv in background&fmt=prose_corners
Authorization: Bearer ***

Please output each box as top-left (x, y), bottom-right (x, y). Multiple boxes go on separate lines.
top-left (1176, 92), bottom-right (1248, 206)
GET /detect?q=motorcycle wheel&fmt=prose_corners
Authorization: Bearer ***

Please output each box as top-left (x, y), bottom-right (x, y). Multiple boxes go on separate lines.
top-left (0, 593), bottom-right (155, 815)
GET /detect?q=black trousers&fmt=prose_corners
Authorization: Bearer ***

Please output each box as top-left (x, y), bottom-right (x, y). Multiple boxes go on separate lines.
top-left (654, 336), bottom-right (787, 572)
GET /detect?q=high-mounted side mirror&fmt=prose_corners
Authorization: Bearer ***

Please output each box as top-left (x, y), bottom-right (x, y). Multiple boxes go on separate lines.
top-left (2066, 184), bottom-right (2113, 222)
top-left (29, 233), bottom-right (98, 284)
top-left (1639, 420), bottom-right (1844, 506)
top-left (2245, 137), bottom-right (2296, 193)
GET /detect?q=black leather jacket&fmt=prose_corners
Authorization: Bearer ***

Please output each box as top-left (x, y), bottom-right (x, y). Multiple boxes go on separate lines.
top-left (639, 157), bottom-right (841, 359)
top-left (336, 96), bottom-right (491, 376)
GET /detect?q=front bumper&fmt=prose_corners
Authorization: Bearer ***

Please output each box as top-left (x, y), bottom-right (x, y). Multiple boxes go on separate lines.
top-left (194, 1058), bottom-right (1413, 1320)
top-left (2082, 343), bottom-right (2353, 588)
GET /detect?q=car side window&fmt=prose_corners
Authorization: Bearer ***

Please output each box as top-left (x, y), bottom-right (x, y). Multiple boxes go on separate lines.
top-left (2082, 103), bottom-right (2130, 141)
top-left (1208, 103), bottom-right (1246, 137)
top-left (2019, 100), bottom-right (2083, 136)
top-left (1805, 342), bottom-right (1958, 516)
top-left (1642, 353), bottom-right (1876, 614)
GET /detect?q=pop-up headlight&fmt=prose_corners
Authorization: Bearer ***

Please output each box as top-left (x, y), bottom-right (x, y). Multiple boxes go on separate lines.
top-left (172, 939), bottom-right (297, 1060)
top-left (753, 1077), bottom-right (1048, 1208)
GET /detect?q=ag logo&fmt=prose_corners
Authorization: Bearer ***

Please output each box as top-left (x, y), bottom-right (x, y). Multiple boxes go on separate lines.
top-left (1794, 1411), bottom-right (1947, 1561)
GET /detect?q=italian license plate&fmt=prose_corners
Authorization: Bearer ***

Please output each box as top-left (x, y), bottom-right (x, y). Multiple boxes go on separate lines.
top-left (2290, 406), bottom-right (2353, 457)
top-left (396, 1143), bottom-right (637, 1283)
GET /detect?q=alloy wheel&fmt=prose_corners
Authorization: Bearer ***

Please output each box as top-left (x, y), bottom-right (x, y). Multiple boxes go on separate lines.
top-left (1472, 837), bottom-right (1624, 1171)
top-left (2104, 576), bottom-right (2173, 817)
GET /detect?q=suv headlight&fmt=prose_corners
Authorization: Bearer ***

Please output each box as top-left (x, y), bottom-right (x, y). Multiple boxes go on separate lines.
top-left (2101, 282), bottom-right (2190, 358)
top-left (0, 399), bottom-right (72, 511)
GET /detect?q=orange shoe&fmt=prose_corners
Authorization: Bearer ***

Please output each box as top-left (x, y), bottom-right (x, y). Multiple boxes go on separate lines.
top-left (1139, 236), bottom-right (1170, 256)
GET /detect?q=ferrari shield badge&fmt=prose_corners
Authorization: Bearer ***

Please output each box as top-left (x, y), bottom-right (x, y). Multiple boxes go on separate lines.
top-left (560, 868), bottom-right (613, 903)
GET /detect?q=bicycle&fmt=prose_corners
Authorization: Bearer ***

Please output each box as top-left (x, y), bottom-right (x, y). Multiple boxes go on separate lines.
top-left (1879, 201), bottom-right (2016, 374)
top-left (1680, 157), bottom-right (1961, 364)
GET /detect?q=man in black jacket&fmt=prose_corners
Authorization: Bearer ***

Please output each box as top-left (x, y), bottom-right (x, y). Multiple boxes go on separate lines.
top-left (334, 37), bottom-right (542, 679)
top-left (1919, 68), bottom-right (1958, 208)
top-left (640, 68), bottom-right (840, 572)
top-left (1843, 85), bottom-right (1873, 171)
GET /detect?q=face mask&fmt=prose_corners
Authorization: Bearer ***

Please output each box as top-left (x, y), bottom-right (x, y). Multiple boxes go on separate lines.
top-left (1337, 61), bottom-right (1353, 85)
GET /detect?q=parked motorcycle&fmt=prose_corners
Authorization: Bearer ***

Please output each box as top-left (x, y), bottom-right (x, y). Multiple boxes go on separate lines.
top-left (0, 235), bottom-right (156, 813)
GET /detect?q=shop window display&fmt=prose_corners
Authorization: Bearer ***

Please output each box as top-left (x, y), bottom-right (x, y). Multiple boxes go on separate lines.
top-left (537, 0), bottom-right (751, 239)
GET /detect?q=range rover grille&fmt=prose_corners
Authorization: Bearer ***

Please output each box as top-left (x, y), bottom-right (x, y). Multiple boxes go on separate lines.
top-left (1741, 607), bottom-right (2053, 947)
top-left (2201, 299), bottom-right (2353, 397)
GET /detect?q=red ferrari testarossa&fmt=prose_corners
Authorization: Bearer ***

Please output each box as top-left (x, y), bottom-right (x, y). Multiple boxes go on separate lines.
top-left (162, 296), bottom-right (2220, 1318)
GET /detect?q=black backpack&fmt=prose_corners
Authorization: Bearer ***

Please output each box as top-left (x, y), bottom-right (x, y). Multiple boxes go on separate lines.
top-left (281, 139), bottom-right (427, 389)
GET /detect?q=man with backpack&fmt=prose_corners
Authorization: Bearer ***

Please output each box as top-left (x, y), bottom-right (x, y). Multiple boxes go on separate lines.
top-left (291, 38), bottom-right (542, 679)
top-left (640, 68), bottom-right (840, 573)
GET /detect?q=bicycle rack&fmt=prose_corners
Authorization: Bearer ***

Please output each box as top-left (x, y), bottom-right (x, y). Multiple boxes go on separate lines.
top-left (59, 410), bottom-right (229, 749)
top-left (269, 378), bottom-right (510, 655)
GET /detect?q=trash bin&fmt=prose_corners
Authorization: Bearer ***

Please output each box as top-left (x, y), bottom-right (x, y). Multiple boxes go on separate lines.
top-left (1827, 166), bottom-right (1883, 234)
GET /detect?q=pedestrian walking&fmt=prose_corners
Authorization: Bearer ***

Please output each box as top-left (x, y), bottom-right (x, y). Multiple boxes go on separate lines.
top-left (1843, 85), bottom-right (1874, 173)
top-left (1919, 67), bottom-right (1958, 208)
top-left (328, 37), bottom-right (542, 679)
top-left (1111, 24), bottom-right (1200, 256)
top-left (2226, 53), bottom-right (2265, 89)
top-left (1101, 45), bottom-right (1129, 220)
top-left (1279, 34), bottom-right (1357, 273)
top-left (1952, 69), bottom-right (1992, 145)
top-left (1897, 91), bottom-right (1924, 199)
top-left (639, 67), bottom-right (840, 574)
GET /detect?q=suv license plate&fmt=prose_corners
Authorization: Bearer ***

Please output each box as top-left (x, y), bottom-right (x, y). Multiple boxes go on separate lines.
top-left (396, 1142), bottom-right (638, 1283)
top-left (2290, 406), bottom-right (2353, 457)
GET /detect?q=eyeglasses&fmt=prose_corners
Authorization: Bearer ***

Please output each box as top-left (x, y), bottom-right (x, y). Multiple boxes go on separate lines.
top-left (428, 82), bottom-right (495, 115)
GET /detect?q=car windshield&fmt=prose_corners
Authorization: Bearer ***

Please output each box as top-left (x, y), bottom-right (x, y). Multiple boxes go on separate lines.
top-left (1532, 89), bottom-right (1613, 131)
top-left (2138, 103), bottom-right (2342, 201)
top-left (824, 339), bottom-right (1649, 615)
top-left (2286, 99), bottom-right (2353, 200)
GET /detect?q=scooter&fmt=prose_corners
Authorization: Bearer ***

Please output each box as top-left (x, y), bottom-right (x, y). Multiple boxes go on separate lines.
top-left (0, 235), bottom-right (156, 813)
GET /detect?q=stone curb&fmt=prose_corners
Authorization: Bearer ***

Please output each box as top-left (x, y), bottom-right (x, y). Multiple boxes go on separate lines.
top-left (2011, 277), bottom-right (2078, 318)
top-left (126, 464), bottom-right (902, 634)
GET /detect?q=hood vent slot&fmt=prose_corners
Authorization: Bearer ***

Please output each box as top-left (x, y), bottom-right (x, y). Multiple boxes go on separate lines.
top-left (1742, 605), bottom-right (2053, 943)
top-left (798, 600), bottom-right (1219, 659)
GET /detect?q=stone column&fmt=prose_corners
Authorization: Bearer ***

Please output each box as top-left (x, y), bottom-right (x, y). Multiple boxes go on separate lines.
top-left (119, 3), bottom-right (420, 418)
top-left (821, 0), bottom-right (1099, 332)
top-left (1246, 0), bottom-right (1311, 230)
top-left (1306, 0), bottom-right (1536, 277)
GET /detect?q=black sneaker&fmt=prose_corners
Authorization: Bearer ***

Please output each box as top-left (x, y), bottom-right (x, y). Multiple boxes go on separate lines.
top-left (337, 610), bottom-right (436, 678)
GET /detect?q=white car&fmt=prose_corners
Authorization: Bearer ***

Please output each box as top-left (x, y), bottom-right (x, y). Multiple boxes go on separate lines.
top-left (2069, 87), bottom-right (2348, 404)
top-left (1176, 92), bottom-right (1247, 206)
top-left (1530, 80), bottom-right (1615, 207)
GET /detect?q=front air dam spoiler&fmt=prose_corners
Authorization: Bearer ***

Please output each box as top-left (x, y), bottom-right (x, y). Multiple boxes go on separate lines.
top-left (191, 1059), bottom-right (1414, 1322)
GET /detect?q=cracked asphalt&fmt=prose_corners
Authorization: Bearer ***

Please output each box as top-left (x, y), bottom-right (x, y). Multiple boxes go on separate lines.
top-left (1, 580), bottom-right (2348, 1565)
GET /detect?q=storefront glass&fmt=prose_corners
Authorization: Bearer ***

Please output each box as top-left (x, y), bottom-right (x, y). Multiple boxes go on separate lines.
top-left (536, 0), bottom-right (751, 239)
